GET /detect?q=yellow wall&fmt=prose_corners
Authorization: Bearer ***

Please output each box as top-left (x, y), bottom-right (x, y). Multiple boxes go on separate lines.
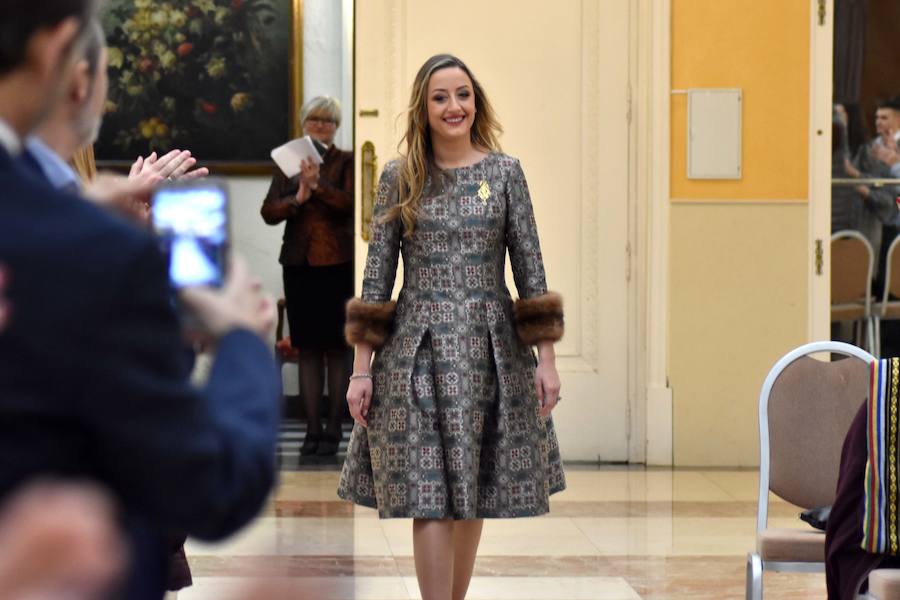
top-left (671, 0), bottom-right (809, 200)
top-left (669, 0), bottom-right (810, 465)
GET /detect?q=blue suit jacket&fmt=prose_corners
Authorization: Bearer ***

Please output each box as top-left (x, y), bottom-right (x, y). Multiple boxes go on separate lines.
top-left (0, 147), bottom-right (281, 598)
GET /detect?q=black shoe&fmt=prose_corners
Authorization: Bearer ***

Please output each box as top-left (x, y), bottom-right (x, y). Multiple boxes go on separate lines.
top-left (300, 433), bottom-right (320, 456)
top-left (316, 432), bottom-right (340, 456)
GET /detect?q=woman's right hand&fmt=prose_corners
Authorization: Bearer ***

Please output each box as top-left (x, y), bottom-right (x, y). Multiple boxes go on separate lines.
top-left (347, 377), bottom-right (373, 428)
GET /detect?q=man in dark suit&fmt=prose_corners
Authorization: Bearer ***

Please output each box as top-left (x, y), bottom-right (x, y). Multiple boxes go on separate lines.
top-left (0, 266), bottom-right (7, 333)
top-left (0, 2), bottom-right (282, 598)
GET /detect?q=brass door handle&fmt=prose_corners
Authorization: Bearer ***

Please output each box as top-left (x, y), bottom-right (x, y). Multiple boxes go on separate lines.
top-left (360, 141), bottom-right (377, 242)
top-left (815, 238), bottom-right (823, 275)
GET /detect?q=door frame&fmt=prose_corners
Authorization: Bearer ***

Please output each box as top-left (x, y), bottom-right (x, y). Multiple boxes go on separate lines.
top-left (628, 0), bottom-right (673, 465)
top-left (808, 0), bottom-right (834, 342)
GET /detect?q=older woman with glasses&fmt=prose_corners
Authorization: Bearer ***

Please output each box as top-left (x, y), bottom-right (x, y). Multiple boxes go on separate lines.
top-left (261, 96), bottom-right (354, 457)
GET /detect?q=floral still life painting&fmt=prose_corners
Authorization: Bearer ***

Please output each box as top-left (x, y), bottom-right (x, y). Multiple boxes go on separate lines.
top-left (96, 0), bottom-right (298, 172)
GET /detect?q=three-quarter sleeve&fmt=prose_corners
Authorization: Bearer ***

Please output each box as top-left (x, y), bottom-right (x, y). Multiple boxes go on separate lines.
top-left (505, 159), bottom-right (564, 345)
top-left (345, 161), bottom-right (401, 347)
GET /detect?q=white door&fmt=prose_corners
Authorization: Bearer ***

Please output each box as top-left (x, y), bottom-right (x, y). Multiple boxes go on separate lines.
top-left (354, 0), bottom-right (632, 461)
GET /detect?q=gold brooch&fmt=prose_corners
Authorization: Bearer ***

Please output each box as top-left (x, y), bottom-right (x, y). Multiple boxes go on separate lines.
top-left (477, 180), bottom-right (491, 204)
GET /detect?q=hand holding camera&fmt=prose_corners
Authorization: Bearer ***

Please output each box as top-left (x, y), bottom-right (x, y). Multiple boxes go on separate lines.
top-left (150, 179), bottom-right (274, 341)
top-left (179, 256), bottom-right (276, 341)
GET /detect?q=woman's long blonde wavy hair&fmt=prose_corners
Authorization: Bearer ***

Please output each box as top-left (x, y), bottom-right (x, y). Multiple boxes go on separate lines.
top-left (385, 54), bottom-right (503, 236)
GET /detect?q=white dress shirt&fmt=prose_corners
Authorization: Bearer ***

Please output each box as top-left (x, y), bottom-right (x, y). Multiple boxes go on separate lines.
top-left (0, 119), bottom-right (22, 156)
top-left (24, 136), bottom-right (80, 192)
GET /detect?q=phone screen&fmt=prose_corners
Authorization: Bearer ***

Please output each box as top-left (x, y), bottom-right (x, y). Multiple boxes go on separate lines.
top-left (151, 183), bottom-right (228, 288)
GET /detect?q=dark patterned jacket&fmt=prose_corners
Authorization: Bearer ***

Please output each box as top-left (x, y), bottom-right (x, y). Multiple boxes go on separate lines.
top-left (260, 145), bottom-right (354, 266)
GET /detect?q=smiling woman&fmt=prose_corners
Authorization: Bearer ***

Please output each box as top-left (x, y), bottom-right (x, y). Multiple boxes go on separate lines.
top-left (426, 70), bottom-right (476, 138)
top-left (387, 55), bottom-right (503, 236)
top-left (339, 53), bottom-right (565, 600)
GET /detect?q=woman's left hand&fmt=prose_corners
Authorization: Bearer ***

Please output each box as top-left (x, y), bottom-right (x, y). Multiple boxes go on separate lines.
top-left (535, 359), bottom-right (561, 418)
top-left (299, 158), bottom-right (320, 190)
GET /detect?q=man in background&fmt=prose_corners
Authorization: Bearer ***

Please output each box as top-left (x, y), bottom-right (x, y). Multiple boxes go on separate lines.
top-left (846, 98), bottom-right (900, 279)
top-left (0, 2), bottom-right (282, 599)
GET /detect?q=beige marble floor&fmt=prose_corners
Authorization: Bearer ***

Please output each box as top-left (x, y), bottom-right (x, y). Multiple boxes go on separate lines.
top-left (179, 467), bottom-right (826, 599)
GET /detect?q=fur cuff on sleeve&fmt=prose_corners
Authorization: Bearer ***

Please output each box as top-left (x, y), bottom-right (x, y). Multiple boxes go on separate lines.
top-left (514, 292), bottom-right (564, 345)
top-left (345, 298), bottom-right (397, 347)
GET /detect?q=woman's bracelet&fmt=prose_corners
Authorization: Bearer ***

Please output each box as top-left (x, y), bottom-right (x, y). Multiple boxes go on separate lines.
top-left (349, 373), bottom-right (373, 380)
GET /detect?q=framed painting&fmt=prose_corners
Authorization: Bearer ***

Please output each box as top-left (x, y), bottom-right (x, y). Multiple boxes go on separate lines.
top-left (96, 0), bottom-right (303, 175)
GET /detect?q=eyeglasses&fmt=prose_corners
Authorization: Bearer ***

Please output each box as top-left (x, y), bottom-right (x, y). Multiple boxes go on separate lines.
top-left (306, 116), bottom-right (337, 126)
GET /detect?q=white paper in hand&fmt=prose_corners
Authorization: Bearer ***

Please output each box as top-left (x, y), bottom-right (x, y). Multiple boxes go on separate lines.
top-left (270, 135), bottom-right (324, 178)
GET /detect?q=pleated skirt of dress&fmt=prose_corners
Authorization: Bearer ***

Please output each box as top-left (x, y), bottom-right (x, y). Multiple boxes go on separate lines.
top-left (338, 329), bottom-right (566, 519)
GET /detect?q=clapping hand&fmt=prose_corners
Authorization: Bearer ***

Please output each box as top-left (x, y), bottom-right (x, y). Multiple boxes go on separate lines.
top-left (294, 159), bottom-right (320, 205)
top-left (298, 158), bottom-right (320, 189)
top-left (883, 130), bottom-right (899, 151)
top-left (873, 143), bottom-right (900, 168)
top-left (295, 180), bottom-right (312, 205)
top-left (85, 149), bottom-right (210, 226)
top-left (83, 173), bottom-right (156, 226)
top-left (129, 149), bottom-right (209, 186)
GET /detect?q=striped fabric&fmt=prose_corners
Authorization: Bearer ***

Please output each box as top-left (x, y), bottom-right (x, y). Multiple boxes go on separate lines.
top-left (863, 358), bottom-right (900, 554)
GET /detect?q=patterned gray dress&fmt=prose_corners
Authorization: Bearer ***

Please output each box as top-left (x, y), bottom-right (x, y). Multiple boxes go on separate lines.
top-left (338, 152), bottom-right (565, 519)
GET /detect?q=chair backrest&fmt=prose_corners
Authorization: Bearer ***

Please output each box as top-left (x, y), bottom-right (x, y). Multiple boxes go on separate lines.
top-left (883, 234), bottom-right (900, 306)
top-left (757, 341), bottom-right (875, 536)
top-left (831, 230), bottom-right (874, 311)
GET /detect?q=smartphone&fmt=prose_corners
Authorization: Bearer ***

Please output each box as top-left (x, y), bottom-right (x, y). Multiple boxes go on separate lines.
top-left (151, 179), bottom-right (229, 289)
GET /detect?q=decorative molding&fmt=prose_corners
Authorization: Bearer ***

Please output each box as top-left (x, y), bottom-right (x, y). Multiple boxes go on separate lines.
top-left (383, 0), bottom-right (404, 157)
top-left (671, 198), bottom-right (808, 205)
top-left (644, 0), bottom-right (672, 466)
top-left (579, 0), bottom-right (601, 368)
top-left (627, 0), bottom-right (646, 464)
top-left (646, 384), bottom-right (673, 465)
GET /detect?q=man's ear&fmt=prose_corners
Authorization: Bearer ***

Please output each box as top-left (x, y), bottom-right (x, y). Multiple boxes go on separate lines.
top-left (25, 17), bottom-right (82, 84)
top-left (70, 60), bottom-right (90, 104)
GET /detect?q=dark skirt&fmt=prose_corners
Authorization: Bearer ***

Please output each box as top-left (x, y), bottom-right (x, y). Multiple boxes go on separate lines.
top-left (282, 262), bottom-right (353, 351)
top-left (826, 400), bottom-right (900, 598)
